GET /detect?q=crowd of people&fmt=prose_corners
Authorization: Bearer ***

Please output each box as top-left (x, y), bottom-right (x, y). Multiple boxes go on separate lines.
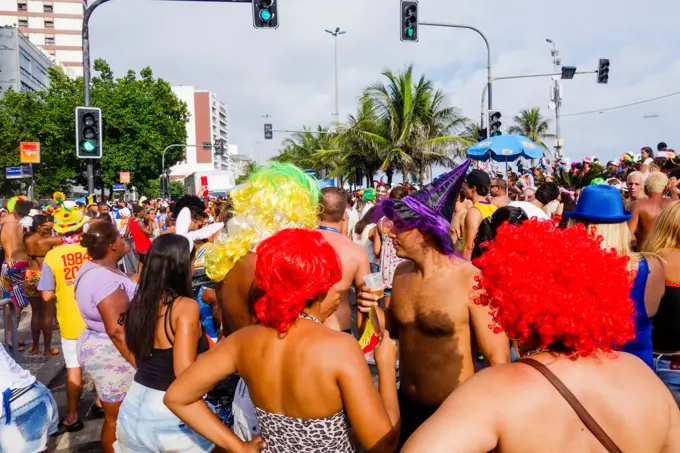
top-left (1, 146), bottom-right (680, 452)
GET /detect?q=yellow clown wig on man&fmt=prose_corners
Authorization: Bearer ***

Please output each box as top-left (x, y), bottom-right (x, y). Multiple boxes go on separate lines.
top-left (204, 162), bottom-right (321, 282)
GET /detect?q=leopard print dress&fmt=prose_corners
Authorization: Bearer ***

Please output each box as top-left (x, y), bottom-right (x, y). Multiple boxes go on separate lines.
top-left (255, 408), bottom-right (356, 452)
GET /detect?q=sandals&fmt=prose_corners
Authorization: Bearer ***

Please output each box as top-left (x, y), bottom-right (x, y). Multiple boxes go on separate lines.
top-left (43, 348), bottom-right (60, 357)
top-left (28, 347), bottom-right (40, 355)
top-left (53, 418), bottom-right (84, 436)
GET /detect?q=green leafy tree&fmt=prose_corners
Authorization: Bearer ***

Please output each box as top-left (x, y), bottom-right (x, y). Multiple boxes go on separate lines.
top-left (235, 161), bottom-right (259, 186)
top-left (0, 60), bottom-right (188, 198)
top-left (508, 108), bottom-right (555, 153)
top-left (144, 179), bottom-right (185, 199)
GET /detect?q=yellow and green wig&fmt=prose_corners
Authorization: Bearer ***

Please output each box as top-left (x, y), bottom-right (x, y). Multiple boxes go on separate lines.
top-left (5, 195), bottom-right (29, 213)
top-left (204, 162), bottom-right (321, 282)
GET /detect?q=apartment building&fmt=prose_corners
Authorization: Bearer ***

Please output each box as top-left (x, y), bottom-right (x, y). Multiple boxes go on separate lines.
top-left (0, 0), bottom-right (84, 76)
top-left (0, 25), bottom-right (54, 95)
top-left (169, 85), bottom-right (230, 178)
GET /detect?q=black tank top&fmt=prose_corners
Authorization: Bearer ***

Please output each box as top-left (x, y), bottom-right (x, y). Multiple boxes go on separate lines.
top-left (652, 283), bottom-right (680, 352)
top-left (134, 293), bottom-right (211, 392)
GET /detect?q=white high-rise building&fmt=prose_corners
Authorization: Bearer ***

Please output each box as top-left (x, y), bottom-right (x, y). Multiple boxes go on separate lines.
top-left (0, 0), bottom-right (84, 77)
top-left (169, 85), bottom-right (230, 178)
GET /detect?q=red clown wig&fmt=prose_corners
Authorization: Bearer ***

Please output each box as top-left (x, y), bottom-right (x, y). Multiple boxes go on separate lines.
top-left (254, 228), bottom-right (342, 334)
top-left (473, 219), bottom-right (635, 357)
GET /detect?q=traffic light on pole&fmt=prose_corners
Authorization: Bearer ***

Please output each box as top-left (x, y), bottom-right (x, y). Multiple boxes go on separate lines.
top-left (264, 123), bottom-right (273, 140)
top-left (488, 111), bottom-right (502, 137)
top-left (597, 58), bottom-right (610, 84)
top-left (76, 107), bottom-right (102, 159)
top-left (253, 0), bottom-right (278, 29)
top-left (400, 1), bottom-right (418, 42)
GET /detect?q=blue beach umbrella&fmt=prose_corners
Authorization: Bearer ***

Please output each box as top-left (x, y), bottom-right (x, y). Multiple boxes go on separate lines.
top-left (467, 134), bottom-right (545, 162)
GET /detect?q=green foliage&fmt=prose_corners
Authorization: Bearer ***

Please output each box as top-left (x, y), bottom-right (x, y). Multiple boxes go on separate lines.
top-left (144, 179), bottom-right (185, 199)
top-left (552, 163), bottom-right (606, 189)
top-left (507, 108), bottom-right (555, 156)
top-left (235, 161), bottom-right (259, 186)
top-left (0, 60), bottom-right (188, 197)
top-left (275, 65), bottom-right (471, 186)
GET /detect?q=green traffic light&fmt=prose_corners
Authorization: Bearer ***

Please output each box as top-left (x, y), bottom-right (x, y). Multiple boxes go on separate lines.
top-left (407, 27), bottom-right (414, 37)
top-left (81, 140), bottom-right (97, 153)
top-left (260, 9), bottom-right (272, 21)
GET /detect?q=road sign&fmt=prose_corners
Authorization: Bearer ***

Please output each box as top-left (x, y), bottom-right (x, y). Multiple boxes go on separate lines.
top-left (112, 184), bottom-right (126, 191)
top-left (20, 142), bottom-right (40, 164)
top-left (5, 166), bottom-right (32, 179)
top-left (264, 124), bottom-right (273, 140)
top-left (120, 172), bottom-right (130, 184)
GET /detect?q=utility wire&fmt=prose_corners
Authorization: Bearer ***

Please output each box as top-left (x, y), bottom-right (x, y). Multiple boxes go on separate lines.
top-left (561, 90), bottom-right (680, 118)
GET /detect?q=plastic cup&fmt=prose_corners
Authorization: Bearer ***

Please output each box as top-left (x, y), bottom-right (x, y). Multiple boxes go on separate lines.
top-left (364, 272), bottom-right (385, 298)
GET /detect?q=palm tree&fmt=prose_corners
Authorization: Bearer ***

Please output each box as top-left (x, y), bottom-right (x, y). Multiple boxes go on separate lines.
top-left (360, 65), bottom-right (470, 183)
top-left (508, 108), bottom-right (555, 153)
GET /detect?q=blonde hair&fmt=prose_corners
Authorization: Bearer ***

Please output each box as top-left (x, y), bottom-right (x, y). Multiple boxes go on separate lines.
top-left (645, 172), bottom-right (668, 194)
top-left (627, 171), bottom-right (645, 183)
top-left (568, 219), bottom-right (634, 258)
top-left (642, 200), bottom-right (680, 254)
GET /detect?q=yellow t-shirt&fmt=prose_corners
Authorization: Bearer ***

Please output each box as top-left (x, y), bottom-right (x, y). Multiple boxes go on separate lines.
top-left (42, 243), bottom-right (90, 340)
top-left (473, 201), bottom-right (498, 220)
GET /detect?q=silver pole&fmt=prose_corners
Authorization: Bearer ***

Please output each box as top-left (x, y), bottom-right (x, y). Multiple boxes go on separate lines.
top-left (334, 35), bottom-right (339, 124)
top-left (420, 22), bottom-right (492, 127)
top-left (82, 0), bottom-right (110, 195)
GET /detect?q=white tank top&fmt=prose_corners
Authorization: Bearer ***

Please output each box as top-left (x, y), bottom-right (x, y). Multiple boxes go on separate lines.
top-left (0, 346), bottom-right (36, 417)
top-left (353, 223), bottom-right (378, 264)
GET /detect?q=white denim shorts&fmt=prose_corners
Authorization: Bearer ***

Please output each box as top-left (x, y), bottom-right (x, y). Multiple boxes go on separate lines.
top-left (0, 382), bottom-right (59, 453)
top-left (114, 381), bottom-right (214, 453)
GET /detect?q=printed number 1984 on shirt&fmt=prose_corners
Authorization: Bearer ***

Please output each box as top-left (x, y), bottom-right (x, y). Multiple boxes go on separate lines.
top-left (61, 252), bottom-right (90, 280)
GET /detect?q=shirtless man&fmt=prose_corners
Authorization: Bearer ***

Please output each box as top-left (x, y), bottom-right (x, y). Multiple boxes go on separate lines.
top-left (1, 199), bottom-right (33, 350)
top-left (402, 220), bottom-right (680, 453)
top-left (626, 170), bottom-right (648, 209)
top-left (24, 214), bottom-right (62, 355)
top-left (318, 187), bottom-right (370, 333)
top-left (357, 161), bottom-right (510, 446)
top-left (629, 172), bottom-right (672, 248)
top-left (490, 178), bottom-right (510, 208)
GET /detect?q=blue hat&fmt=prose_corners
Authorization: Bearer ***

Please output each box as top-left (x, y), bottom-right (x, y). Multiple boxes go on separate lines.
top-left (567, 185), bottom-right (631, 223)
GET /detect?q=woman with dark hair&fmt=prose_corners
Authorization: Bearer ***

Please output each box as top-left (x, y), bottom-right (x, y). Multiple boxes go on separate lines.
top-left (471, 206), bottom-right (528, 261)
top-left (75, 221), bottom-right (136, 453)
top-left (23, 214), bottom-right (61, 355)
top-left (354, 206), bottom-right (381, 273)
top-left (165, 229), bottom-right (400, 453)
top-left (115, 234), bottom-right (213, 453)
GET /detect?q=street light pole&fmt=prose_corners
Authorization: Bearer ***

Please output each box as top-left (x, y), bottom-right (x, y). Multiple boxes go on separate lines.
top-left (419, 22), bottom-right (492, 130)
top-left (325, 28), bottom-right (346, 124)
top-left (546, 39), bottom-right (563, 158)
top-left (82, 0), bottom-right (110, 195)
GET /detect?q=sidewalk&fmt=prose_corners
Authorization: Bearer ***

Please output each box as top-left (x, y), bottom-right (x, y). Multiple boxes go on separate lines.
top-left (0, 304), bottom-right (65, 386)
top-left (1, 304), bottom-right (103, 452)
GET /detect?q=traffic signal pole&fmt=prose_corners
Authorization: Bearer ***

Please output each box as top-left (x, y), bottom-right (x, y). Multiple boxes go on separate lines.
top-left (82, 0), bottom-right (111, 194)
top-left (478, 70), bottom-right (598, 146)
top-left (419, 22), bottom-right (492, 132)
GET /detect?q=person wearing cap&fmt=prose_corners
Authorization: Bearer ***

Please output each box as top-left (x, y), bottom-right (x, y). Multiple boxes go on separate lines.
top-left (568, 185), bottom-right (664, 368)
top-left (357, 160), bottom-right (510, 447)
top-left (38, 193), bottom-right (90, 434)
top-left (629, 172), bottom-right (673, 248)
top-left (462, 169), bottom-right (498, 259)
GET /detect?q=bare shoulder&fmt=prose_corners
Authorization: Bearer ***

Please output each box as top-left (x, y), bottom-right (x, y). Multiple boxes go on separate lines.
top-left (394, 260), bottom-right (417, 278)
top-left (173, 296), bottom-right (200, 317)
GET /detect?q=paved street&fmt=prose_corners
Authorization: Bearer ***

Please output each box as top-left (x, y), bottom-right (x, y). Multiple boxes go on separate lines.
top-left (1, 305), bottom-right (102, 452)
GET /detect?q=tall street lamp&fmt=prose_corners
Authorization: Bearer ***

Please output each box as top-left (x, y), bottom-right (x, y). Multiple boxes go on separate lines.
top-left (325, 27), bottom-right (346, 124)
top-left (546, 38), bottom-right (563, 158)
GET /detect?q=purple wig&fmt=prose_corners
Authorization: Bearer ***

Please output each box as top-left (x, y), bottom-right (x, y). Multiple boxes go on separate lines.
top-left (373, 159), bottom-right (472, 256)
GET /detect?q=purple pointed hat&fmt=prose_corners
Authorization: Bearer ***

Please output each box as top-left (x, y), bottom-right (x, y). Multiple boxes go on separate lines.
top-left (373, 159), bottom-right (472, 255)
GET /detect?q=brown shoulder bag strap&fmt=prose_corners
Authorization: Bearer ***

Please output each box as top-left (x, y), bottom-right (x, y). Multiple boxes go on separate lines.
top-left (520, 358), bottom-right (623, 453)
